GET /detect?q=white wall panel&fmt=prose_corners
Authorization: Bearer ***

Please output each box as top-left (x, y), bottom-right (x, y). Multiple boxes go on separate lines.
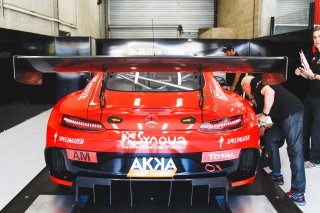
top-left (3, 0), bottom-right (54, 16)
top-left (108, 0), bottom-right (214, 38)
top-left (1, 0), bottom-right (56, 35)
top-left (58, 0), bottom-right (77, 25)
top-left (0, 0), bottom-right (104, 38)
top-left (276, 0), bottom-right (314, 25)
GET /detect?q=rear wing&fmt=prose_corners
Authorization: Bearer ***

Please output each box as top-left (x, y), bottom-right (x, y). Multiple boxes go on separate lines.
top-left (13, 55), bottom-right (287, 85)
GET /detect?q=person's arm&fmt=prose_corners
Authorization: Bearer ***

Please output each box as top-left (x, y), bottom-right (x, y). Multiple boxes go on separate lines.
top-left (256, 85), bottom-right (275, 123)
top-left (230, 73), bottom-right (241, 91)
top-left (295, 67), bottom-right (309, 79)
top-left (301, 68), bottom-right (319, 80)
top-left (296, 67), bottom-right (319, 80)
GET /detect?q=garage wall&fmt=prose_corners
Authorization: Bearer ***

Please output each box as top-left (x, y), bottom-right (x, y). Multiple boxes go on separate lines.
top-left (0, 0), bottom-right (105, 38)
top-left (217, 0), bottom-right (277, 39)
top-left (108, 0), bottom-right (214, 38)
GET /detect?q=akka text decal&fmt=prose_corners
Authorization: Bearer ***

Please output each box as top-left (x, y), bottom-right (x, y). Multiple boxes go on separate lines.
top-left (127, 157), bottom-right (177, 178)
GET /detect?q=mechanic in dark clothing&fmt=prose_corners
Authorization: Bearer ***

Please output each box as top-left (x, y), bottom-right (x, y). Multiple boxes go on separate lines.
top-left (295, 27), bottom-right (320, 168)
top-left (222, 44), bottom-right (245, 95)
top-left (241, 75), bottom-right (306, 206)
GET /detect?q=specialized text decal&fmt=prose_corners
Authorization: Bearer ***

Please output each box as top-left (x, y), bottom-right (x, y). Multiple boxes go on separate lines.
top-left (120, 131), bottom-right (187, 150)
top-left (127, 157), bottom-right (177, 178)
top-left (201, 149), bottom-right (241, 163)
top-left (227, 135), bottom-right (250, 144)
top-left (78, 75), bottom-right (99, 100)
top-left (54, 132), bottom-right (84, 144)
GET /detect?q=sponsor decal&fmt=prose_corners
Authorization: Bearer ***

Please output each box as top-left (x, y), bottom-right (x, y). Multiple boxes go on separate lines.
top-left (66, 149), bottom-right (97, 163)
top-left (78, 75), bottom-right (99, 100)
top-left (127, 157), bottom-right (177, 178)
top-left (219, 136), bottom-right (224, 149)
top-left (120, 131), bottom-right (187, 150)
top-left (212, 78), bottom-right (228, 101)
top-left (204, 164), bottom-right (222, 173)
top-left (226, 135), bottom-right (250, 144)
top-left (54, 132), bottom-right (58, 143)
top-left (54, 132), bottom-right (84, 145)
top-left (201, 149), bottom-right (241, 163)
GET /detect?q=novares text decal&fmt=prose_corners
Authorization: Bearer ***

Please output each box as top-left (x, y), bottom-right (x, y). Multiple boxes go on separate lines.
top-left (120, 131), bottom-right (187, 150)
top-left (78, 75), bottom-right (99, 100)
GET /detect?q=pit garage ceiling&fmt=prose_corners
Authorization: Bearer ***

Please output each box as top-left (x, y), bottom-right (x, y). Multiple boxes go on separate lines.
top-left (108, 0), bottom-right (215, 38)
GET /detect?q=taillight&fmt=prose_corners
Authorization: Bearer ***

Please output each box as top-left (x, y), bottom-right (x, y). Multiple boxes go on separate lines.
top-left (61, 115), bottom-right (105, 131)
top-left (198, 115), bottom-right (243, 132)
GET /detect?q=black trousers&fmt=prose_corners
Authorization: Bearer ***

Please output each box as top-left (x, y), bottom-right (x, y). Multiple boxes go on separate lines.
top-left (304, 96), bottom-right (320, 164)
top-left (264, 111), bottom-right (306, 193)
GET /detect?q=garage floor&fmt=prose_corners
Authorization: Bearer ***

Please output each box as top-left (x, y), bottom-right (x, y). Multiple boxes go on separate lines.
top-left (0, 110), bottom-right (317, 212)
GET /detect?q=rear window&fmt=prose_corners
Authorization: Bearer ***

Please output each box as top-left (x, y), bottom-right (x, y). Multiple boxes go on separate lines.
top-left (106, 72), bottom-right (200, 92)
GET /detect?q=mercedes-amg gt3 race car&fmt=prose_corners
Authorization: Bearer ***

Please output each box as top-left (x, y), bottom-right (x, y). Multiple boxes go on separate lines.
top-left (14, 56), bottom-right (287, 203)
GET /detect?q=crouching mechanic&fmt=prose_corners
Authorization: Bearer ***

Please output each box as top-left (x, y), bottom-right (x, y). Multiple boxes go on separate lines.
top-left (241, 75), bottom-right (306, 206)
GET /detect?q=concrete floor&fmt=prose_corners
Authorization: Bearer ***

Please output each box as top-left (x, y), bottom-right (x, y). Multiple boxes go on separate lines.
top-left (0, 109), bottom-right (318, 212)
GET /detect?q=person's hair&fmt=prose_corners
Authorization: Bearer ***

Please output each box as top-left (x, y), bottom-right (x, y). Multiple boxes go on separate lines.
top-left (241, 75), bottom-right (254, 87)
top-left (313, 27), bottom-right (320, 34)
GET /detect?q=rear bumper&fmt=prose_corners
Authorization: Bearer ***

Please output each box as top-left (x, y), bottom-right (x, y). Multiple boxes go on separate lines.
top-left (45, 147), bottom-right (259, 187)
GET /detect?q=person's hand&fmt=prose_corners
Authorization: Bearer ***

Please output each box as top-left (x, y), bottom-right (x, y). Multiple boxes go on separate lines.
top-left (256, 113), bottom-right (268, 123)
top-left (295, 67), bottom-right (303, 76)
top-left (259, 125), bottom-right (266, 136)
top-left (302, 68), bottom-right (315, 79)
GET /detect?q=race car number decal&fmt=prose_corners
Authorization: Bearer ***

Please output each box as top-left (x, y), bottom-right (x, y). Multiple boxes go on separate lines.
top-left (127, 157), bottom-right (177, 178)
top-left (201, 149), bottom-right (240, 163)
top-left (120, 131), bottom-right (187, 150)
top-left (66, 149), bottom-right (97, 163)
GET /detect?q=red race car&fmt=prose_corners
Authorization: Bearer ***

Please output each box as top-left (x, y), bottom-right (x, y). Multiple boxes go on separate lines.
top-left (14, 56), bottom-right (287, 201)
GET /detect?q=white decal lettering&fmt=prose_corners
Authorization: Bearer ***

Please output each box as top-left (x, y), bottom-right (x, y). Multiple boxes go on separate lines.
top-left (78, 76), bottom-right (99, 100)
top-left (153, 157), bottom-right (163, 170)
top-left (120, 131), bottom-right (187, 150)
top-left (142, 157), bottom-right (153, 170)
top-left (58, 136), bottom-right (85, 144)
top-left (164, 158), bottom-right (177, 170)
top-left (54, 132), bottom-right (58, 143)
top-left (227, 135), bottom-right (250, 144)
top-left (130, 157), bottom-right (176, 171)
top-left (130, 158), bottom-right (143, 170)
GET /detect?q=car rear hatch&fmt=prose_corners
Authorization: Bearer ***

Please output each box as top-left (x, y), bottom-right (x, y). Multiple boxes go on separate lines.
top-left (100, 91), bottom-right (204, 131)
